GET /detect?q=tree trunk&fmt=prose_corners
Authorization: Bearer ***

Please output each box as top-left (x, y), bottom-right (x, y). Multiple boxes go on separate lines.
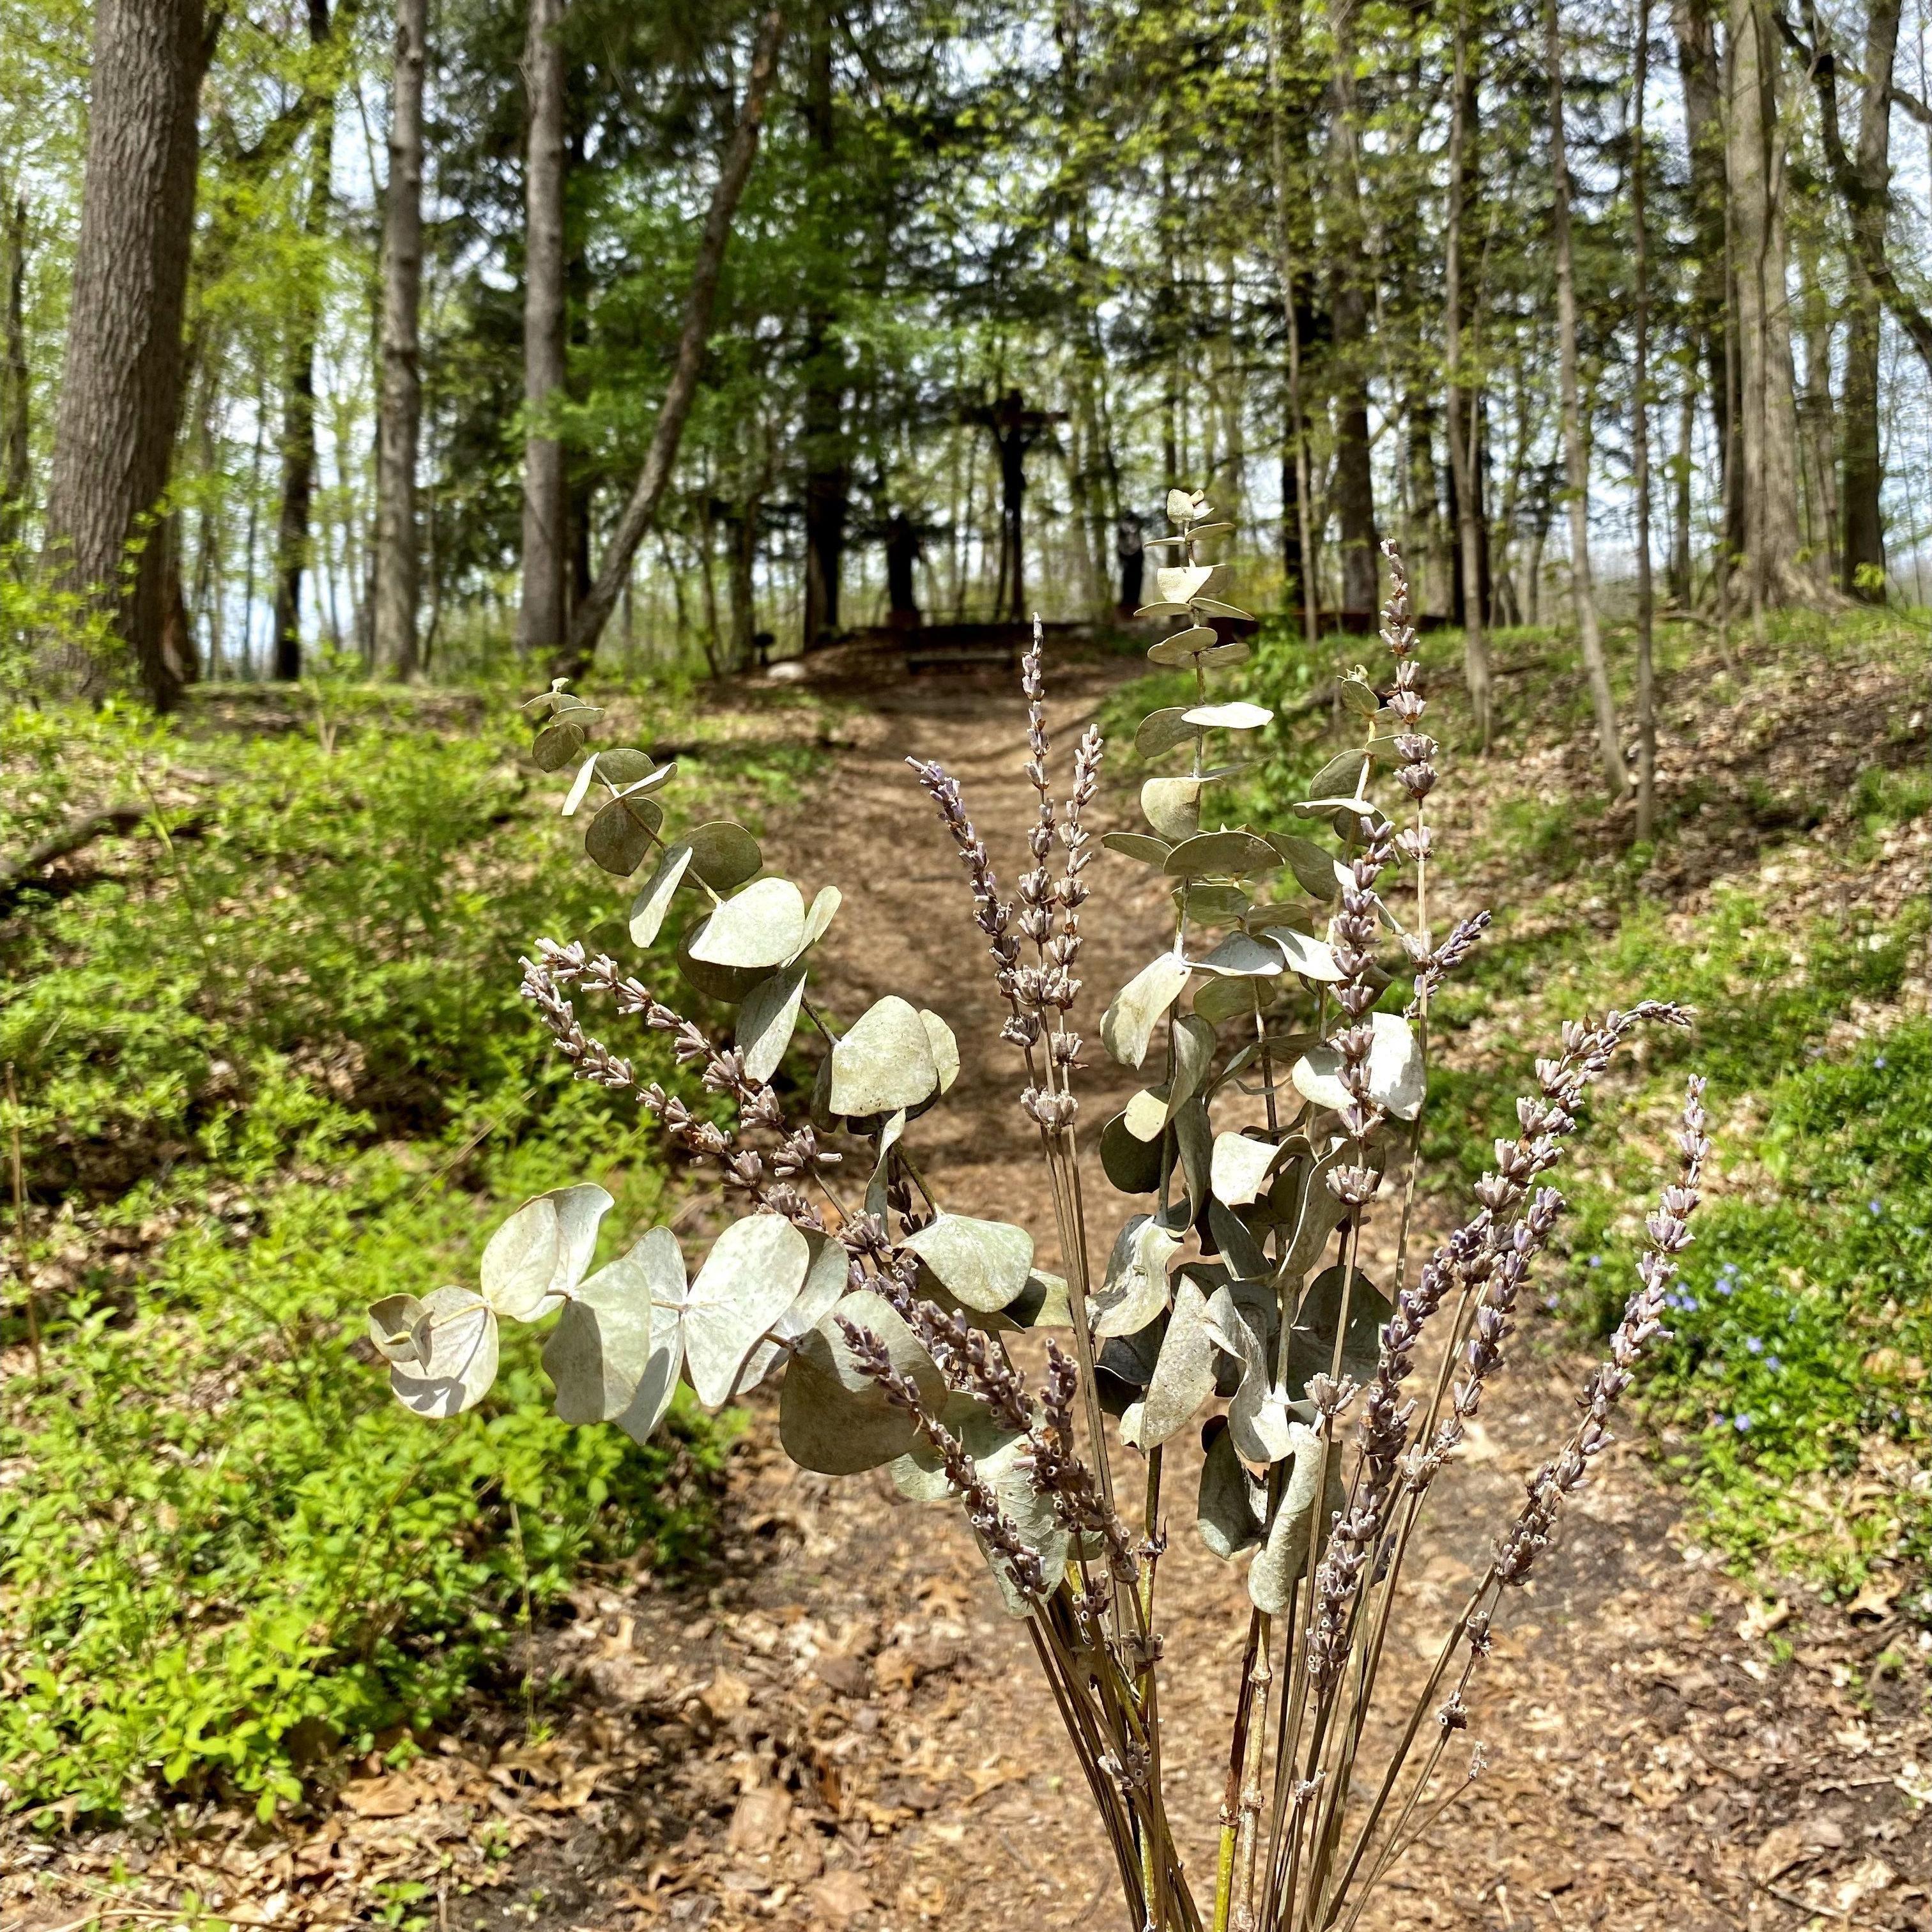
top-left (1825, 0), bottom-right (1903, 598)
top-left (43, 0), bottom-right (213, 708)
top-left (1727, 0), bottom-right (1807, 612)
top-left (1548, 0), bottom-right (1629, 795)
top-left (1326, 0), bottom-right (1378, 622)
top-left (801, 0), bottom-right (845, 649)
top-left (1269, 4), bottom-right (1319, 645)
top-left (1445, 0), bottom-right (1492, 747)
top-left (1, 192), bottom-right (28, 549)
top-left (270, 0), bottom-right (337, 684)
top-left (1633, 0), bottom-right (1657, 841)
top-left (1672, 0), bottom-right (1745, 590)
top-left (1793, 218), bottom-right (1840, 595)
top-left (374, 0), bottom-right (426, 676)
top-left (1669, 380), bottom-right (1694, 604)
top-left (518, 0), bottom-right (569, 659)
top-left (552, 6), bottom-right (786, 678)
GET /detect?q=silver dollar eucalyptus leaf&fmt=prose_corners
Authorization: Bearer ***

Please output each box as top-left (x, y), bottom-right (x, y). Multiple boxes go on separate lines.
top-left (691, 876), bottom-right (808, 969)
top-left (684, 1213), bottom-right (813, 1407)
top-left (613, 1227), bottom-right (689, 1445)
top-left (1195, 931), bottom-right (1285, 977)
top-left (1183, 883), bottom-right (1252, 924)
top-left (799, 884), bottom-right (842, 952)
top-left (1140, 776), bottom-right (1204, 842)
top-left (1338, 675), bottom-right (1381, 716)
top-left (1183, 701), bottom-right (1273, 732)
top-left (542, 1240), bottom-right (658, 1424)
top-left (863, 1108), bottom-right (906, 1220)
top-left (1165, 486), bottom-right (1196, 521)
top-left (390, 1285), bottom-right (500, 1418)
top-left (1307, 746), bottom-right (1370, 799)
top-left (1285, 1264), bottom-right (1395, 1398)
top-left (367, 1293), bottom-right (428, 1366)
top-left (681, 820), bottom-right (763, 892)
top-left (1200, 640), bottom-right (1252, 670)
top-left (1100, 1107), bottom-right (1169, 1193)
top-left (1174, 1094), bottom-right (1212, 1215)
top-left (997, 1268), bottom-right (1072, 1330)
top-left (889, 1394), bottom-right (1008, 1502)
top-left (1193, 973), bottom-right (1265, 1027)
top-left (1164, 829), bottom-right (1277, 880)
top-left (1135, 707), bottom-right (1199, 758)
top-left (920, 1009), bottom-right (960, 1092)
top-left (830, 994), bottom-right (940, 1116)
top-left (1100, 952), bottom-right (1192, 1068)
top-left (1092, 1214), bottom-right (1182, 1339)
top-left (560, 754), bottom-right (599, 818)
top-left (1101, 831), bottom-right (1174, 866)
top-left (1267, 832), bottom-right (1345, 901)
top-left (1122, 1276), bottom-right (1218, 1449)
top-left (903, 1212), bottom-right (1036, 1313)
top-left (1205, 1284), bottom-right (1296, 1463)
top-left (1291, 1010), bottom-right (1425, 1121)
top-left (629, 841), bottom-right (693, 946)
top-left (1273, 1142), bottom-right (1359, 1284)
top-left (583, 790), bottom-right (663, 877)
top-left (736, 965), bottom-right (808, 1083)
top-left (1156, 562), bottom-right (1215, 602)
top-left (1211, 1132), bottom-right (1284, 1208)
top-left (1248, 1423), bottom-right (1326, 1613)
top-left (736, 1230), bottom-right (850, 1396)
top-left (779, 1288), bottom-right (942, 1475)
top-left (675, 918), bottom-right (772, 1004)
top-left (480, 1183), bottom-right (613, 1322)
top-left (1198, 1415), bottom-right (1267, 1560)
top-left (1148, 626), bottom-right (1219, 666)
top-left (1208, 1201), bottom-right (1269, 1280)
top-left (1264, 926), bottom-right (1347, 983)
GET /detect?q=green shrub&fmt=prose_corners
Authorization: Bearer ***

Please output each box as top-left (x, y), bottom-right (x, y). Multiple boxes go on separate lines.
top-left (0, 1154), bottom-right (728, 1820)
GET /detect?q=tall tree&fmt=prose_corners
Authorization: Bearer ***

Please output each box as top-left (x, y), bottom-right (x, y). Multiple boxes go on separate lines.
top-left (1325, 0), bottom-right (1379, 622)
top-left (1632, 0), bottom-right (1658, 839)
top-left (374, 0), bottom-right (428, 676)
top-left (519, 0), bottom-right (569, 659)
top-left (271, 0), bottom-right (340, 682)
top-left (1445, 0), bottom-right (1492, 748)
top-left (1548, 0), bottom-right (1629, 795)
top-left (43, 0), bottom-right (215, 707)
top-left (1727, 0), bottom-right (1807, 613)
top-left (1, 193), bottom-right (27, 549)
top-left (1790, 0), bottom-right (1932, 598)
top-left (799, 0), bottom-right (846, 649)
top-left (553, 4), bottom-right (787, 677)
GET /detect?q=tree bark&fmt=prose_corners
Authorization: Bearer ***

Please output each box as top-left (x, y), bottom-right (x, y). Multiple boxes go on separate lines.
top-left (1548, 0), bottom-right (1630, 795)
top-left (1325, 0), bottom-right (1379, 622)
top-left (1445, 0), bottom-right (1492, 748)
top-left (374, 0), bottom-right (427, 676)
top-left (1728, 0), bottom-right (1808, 612)
top-left (270, 0), bottom-right (337, 684)
top-left (0, 192), bottom-right (27, 550)
top-left (518, 0), bottom-right (569, 659)
top-left (551, 6), bottom-right (786, 679)
top-left (800, 0), bottom-right (845, 650)
top-left (1633, 0), bottom-right (1658, 841)
top-left (1672, 0), bottom-right (1745, 588)
top-left (1793, 218), bottom-right (1840, 594)
top-left (43, 0), bottom-right (215, 708)
top-left (1788, 0), bottom-right (1906, 597)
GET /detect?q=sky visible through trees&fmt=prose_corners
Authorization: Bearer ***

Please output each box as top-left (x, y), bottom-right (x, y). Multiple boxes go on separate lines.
top-left (7, 0), bottom-right (1932, 698)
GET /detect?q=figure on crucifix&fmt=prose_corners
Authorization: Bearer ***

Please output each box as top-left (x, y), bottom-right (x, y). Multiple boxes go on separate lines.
top-left (964, 388), bottom-right (1066, 622)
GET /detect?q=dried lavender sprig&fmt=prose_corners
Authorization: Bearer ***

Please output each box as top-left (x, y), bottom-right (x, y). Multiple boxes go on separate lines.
top-left (838, 1316), bottom-right (1048, 1598)
top-left (907, 757), bottom-right (1025, 1018)
top-left (873, 1254), bottom-right (1036, 1434)
top-left (1495, 1077), bottom-right (1709, 1586)
top-left (1050, 723), bottom-right (1105, 1011)
top-left (1022, 1341), bottom-right (1141, 1585)
top-left (522, 939), bottom-right (830, 1231)
top-left (1402, 909), bottom-right (1491, 1018)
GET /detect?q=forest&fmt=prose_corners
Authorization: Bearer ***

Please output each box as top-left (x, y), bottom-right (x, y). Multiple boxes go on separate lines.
top-left (2, 1), bottom-right (1931, 1930)
top-left (8, 0), bottom-right (1932, 701)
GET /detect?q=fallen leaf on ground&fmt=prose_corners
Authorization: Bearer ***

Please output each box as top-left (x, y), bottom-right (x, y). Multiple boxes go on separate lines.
top-left (337, 1777), bottom-right (424, 1819)
top-left (811, 1869), bottom-right (873, 1925)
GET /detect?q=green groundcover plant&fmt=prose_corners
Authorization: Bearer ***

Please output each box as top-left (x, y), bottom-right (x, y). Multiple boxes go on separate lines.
top-left (349, 500), bottom-right (1712, 1932)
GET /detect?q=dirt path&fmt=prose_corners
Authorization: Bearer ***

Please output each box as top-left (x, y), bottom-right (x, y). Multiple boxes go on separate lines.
top-left (13, 656), bottom-right (1925, 1932)
top-left (463, 654), bottom-right (1926, 1932)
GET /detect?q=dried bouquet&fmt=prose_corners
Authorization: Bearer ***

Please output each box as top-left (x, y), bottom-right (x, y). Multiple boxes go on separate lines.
top-left (366, 494), bottom-right (1707, 1932)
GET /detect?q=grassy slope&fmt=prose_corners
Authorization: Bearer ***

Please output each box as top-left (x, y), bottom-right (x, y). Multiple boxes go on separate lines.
top-left (0, 675), bottom-right (831, 1819)
top-left (1105, 601), bottom-right (1932, 1620)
